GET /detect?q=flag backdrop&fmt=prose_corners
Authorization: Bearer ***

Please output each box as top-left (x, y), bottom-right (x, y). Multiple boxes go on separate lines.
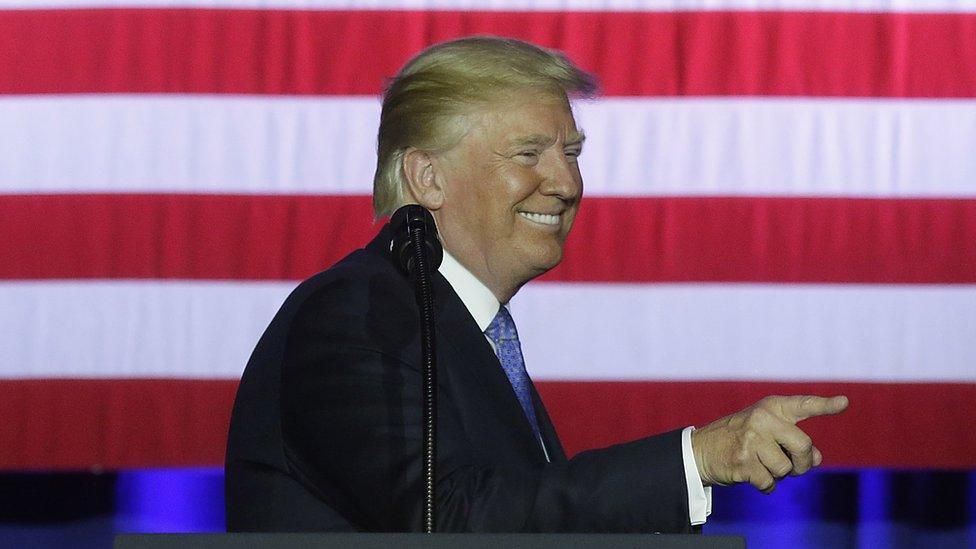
top-left (0, 1), bottom-right (974, 476)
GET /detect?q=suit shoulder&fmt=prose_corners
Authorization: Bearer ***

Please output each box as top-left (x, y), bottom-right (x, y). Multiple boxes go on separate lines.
top-left (285, 248), bottom-right (413, 332)
top-left (228, 246), bottom-right (413, 464)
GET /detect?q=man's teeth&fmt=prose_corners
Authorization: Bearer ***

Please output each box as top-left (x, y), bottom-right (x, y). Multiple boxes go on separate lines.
top-left (518, 212), bottom-right (560, 225)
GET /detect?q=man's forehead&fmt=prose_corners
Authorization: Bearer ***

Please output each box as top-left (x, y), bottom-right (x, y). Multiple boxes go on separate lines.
top-left (464, 98), bottom-right (584, 148)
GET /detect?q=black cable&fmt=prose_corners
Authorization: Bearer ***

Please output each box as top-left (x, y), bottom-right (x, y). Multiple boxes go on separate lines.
top-left (389, 205), bottom-right (441, 533)
top-left (409, 223), bottom-right (437, 534)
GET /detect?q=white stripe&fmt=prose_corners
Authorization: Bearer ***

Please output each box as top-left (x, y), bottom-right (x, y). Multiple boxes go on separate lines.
top-left (2, 95), bottom-right (976, 197)
top-left (0, 281), bottom-right (292, 379)
top-left (1, 281), bottom-right (973, 381)
top-left (0, 96), bottom-right (382, 196)
top-left (515, 283), bottom-right (976, 382)
top-left (575, 98), bottom-right (976, 197)
top-left (1, 0), bottom-right (975, 13)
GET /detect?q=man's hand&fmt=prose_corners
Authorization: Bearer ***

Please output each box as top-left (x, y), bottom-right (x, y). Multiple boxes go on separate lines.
top-left (690, 395), bottom-right (849, 494)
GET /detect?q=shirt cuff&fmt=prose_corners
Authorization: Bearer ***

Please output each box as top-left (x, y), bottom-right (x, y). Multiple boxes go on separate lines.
top-left (681, 426), bottom-right (712, 526)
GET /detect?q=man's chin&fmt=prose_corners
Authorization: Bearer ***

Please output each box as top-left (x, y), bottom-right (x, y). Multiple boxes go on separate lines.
top-left (501, 248), bottom-right (564, 302)
top-left (522, 249), bottom-right (564, 278)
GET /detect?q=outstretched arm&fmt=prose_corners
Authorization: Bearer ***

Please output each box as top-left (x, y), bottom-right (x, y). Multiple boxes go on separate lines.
top-left (280, 284), bottom-right (692, 533)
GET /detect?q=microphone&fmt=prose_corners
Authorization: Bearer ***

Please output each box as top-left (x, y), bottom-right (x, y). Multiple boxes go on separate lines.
top-left (390, 204), bottom-right (443, 277)
top-left (388, 204), bottom-right (441, 534)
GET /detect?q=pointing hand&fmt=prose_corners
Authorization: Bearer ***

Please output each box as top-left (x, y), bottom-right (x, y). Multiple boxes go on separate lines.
top-left (690, 395), bottom-right (849, 493)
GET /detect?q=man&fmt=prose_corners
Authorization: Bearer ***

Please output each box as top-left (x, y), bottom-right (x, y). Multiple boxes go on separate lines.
top-left (225, 36), bottom-right (848, 533)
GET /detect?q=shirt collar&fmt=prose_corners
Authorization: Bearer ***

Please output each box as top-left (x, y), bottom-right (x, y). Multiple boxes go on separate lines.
top-left (438, 249), bottom-right (500, 332)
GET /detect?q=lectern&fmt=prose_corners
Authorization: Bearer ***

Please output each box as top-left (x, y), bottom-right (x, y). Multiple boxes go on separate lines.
top-left (115, 533), bottom-right (745, 548)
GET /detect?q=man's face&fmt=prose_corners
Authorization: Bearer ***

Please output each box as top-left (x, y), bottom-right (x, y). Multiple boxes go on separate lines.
top-left (430, 95), bottom-right (584, 301)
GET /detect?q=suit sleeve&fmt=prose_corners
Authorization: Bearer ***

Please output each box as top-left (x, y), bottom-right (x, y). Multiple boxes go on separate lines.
top-left (279, 278), bottom-right (692, 533)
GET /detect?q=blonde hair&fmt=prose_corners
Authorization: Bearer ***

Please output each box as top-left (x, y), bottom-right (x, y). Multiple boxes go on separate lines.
top-left (372, 36), bottom-right (598, 218)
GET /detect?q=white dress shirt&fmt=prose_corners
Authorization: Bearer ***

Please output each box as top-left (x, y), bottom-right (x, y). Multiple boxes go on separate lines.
top-left (437, 250), bottom-right (711, 526)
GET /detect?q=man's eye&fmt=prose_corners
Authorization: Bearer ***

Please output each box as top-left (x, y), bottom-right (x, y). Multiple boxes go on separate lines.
top-left (564, 149), bottom-right (582, 158)
top-left (517, 151), bottom-right (539, 158)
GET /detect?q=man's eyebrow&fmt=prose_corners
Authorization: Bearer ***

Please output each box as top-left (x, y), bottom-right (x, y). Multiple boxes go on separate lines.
top-left (509, 131), bottom-right (586, 147)
top-left (510, 134), bottom-right (556, 147)
top-left (565, 131), bottom-right (586, 146)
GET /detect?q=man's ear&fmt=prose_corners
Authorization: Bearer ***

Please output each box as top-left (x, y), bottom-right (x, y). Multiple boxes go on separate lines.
top-left (402, 147), bottom-right (445, 210)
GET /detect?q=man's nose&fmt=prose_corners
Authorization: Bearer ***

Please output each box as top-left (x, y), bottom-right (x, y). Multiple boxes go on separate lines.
top-left (539, 152), bottom-right (582, 201)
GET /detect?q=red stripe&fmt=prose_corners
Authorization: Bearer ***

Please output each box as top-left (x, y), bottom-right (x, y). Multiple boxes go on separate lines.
top-left (1, 9), bottom-right (975, 97)
top-left (0, 379), bottom-right (234, 470)
top-left (2, 194), bottom-right (974, 283)
top-left (554, 195), bottom-right (976, 284)
top-left (0, 379), bottom-right (970, 469)
top-left (538, 381), bottom-right (976, 470)
top-left (0, 194), bottom-right (378, 282)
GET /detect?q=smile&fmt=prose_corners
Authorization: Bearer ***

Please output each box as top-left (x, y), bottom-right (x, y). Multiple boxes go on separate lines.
top-left (517, 211), bottom-right (561, 226)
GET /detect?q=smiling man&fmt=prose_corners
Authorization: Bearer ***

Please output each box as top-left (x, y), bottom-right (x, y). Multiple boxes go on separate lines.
top-left (225, 36), bottom-right (848, 533)
top-left (402, 97), bottom-right (583, 303)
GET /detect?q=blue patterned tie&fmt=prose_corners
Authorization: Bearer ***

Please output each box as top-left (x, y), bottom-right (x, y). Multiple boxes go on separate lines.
top-left (485, 306), bottom-right (541, 440)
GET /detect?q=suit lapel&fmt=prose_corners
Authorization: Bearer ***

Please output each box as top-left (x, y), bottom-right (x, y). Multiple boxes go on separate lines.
top-left (530, 384), bottom-right (567, 462)
top-left (432, 273), bottom-right (549, 463)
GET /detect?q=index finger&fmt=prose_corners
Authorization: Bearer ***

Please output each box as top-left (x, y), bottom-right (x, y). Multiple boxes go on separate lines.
top-left (778, 395), bottom-right (849, 423)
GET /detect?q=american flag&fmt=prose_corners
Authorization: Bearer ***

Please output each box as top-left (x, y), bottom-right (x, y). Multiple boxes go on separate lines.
top-left (0, 0), bottom-right (973, 471)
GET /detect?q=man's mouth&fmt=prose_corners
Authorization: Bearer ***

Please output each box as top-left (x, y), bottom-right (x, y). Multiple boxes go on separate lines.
top-left (517, 211), bottom-right (561, 226)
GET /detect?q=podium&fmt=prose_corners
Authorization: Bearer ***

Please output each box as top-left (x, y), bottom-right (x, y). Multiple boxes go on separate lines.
top-left (115, 533), bottom-right (745, 548)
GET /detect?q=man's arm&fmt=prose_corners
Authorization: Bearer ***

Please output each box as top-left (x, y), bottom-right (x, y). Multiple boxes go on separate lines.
top-left (279, 283), bottom-right (692, 533)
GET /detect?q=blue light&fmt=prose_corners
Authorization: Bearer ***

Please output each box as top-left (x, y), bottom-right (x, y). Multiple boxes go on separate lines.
top-left (114, 468), bottom-right (224, 533)
top-left (91, 467), bottom-right (976, 547)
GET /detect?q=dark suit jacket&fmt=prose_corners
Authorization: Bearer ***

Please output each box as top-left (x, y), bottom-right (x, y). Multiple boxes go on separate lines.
top-left (225, 224), bottom-right (694, 533)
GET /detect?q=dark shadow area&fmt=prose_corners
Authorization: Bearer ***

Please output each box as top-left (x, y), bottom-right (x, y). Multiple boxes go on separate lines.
top-left (0, 471), bottom-right (117, 549)
top-left (0, 469), bottom-right (973, 548)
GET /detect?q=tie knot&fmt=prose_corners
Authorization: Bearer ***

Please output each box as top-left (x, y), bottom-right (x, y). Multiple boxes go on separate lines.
top-left (486, 306), bottom-right (519, 343)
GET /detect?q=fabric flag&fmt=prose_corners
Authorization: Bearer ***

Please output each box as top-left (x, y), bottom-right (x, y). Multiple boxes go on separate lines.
top-left (0, 0), bottom-right (973, 471)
